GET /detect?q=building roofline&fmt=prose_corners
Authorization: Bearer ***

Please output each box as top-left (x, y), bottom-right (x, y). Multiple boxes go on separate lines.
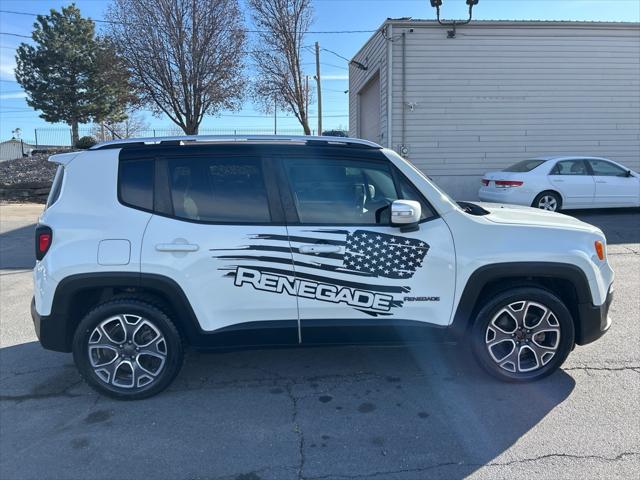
top-left (351, 18), bottom-right (639, 62)
top-left (382, 18), bottom-right (640, 28)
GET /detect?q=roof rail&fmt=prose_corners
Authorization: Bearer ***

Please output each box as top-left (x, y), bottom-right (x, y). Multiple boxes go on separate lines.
top-left (90, 135), bottom-right (382, 150)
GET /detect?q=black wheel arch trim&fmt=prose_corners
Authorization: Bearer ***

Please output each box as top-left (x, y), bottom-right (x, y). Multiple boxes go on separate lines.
top-left (448, 261), bottom-right (609, 346)
top-left (32, 263), bottom-right (609, 353)
top-left (32, 272), bottom-right (300, 352)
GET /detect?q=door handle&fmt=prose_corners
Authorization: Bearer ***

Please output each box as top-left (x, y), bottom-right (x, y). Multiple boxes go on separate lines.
top-left (299, 244), bottom-right (342, 254)
top-left (551, 179), bottom-right (564, 183)
top-left (155, 243), bottom-right (199, 252)
top-left (595, 180), bottom-right (607, 184)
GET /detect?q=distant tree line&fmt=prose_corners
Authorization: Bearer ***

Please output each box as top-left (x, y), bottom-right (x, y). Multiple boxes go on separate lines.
top-left (15, 0), bottom-right (317, 144)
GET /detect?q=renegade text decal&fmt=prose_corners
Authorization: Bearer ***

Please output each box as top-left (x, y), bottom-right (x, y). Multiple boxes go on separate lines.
top-left (212, 230), bottom-right (430, 316)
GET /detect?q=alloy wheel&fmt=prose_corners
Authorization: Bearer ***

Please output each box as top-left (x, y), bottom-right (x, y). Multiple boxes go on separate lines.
top-left (485, 301), bottom-right (561, 374)
top-left (88, 314), bottom-right (167, 389)
top-left (537, 195), bottom-right (558, 211)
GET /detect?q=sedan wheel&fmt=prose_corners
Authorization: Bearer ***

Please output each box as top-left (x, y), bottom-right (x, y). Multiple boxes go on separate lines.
top-left (537, 195), bottom-right (558, 211)
top-left (532, 191), bottom-right (562, 212)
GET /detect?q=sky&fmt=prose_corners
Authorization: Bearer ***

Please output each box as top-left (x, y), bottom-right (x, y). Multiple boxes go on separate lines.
top-left (1, 0), bottom-right (639, 144)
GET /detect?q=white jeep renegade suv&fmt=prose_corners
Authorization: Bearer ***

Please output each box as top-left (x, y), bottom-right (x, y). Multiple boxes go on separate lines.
top-left (32, 136), bottom-right (614, 399)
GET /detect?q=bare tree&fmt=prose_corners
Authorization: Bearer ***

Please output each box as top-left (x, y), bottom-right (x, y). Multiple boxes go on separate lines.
top-left (106, 0), bottom-right (246, 135)
top-left (92, 112), bottom-right (150, 140)
top-left (248, 0), bottom-right (313, 135)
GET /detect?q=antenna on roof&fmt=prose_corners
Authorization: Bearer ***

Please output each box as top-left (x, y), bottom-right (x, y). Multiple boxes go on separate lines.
top-left (429, 0), bottom-right (479, 38)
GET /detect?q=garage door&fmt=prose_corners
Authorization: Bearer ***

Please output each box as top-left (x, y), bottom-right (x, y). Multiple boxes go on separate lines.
top-left (358, 73), bottom-right (380, 143)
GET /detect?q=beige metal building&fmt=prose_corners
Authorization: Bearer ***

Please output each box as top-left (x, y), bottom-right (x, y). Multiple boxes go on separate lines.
top-left (349, 20), bottom-right (640, 199)
top-left (0, 139), bottom-right (35, 162)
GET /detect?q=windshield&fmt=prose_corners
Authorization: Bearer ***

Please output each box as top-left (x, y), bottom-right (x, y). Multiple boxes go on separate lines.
top-left (502, 159), bottom-right (546, 172)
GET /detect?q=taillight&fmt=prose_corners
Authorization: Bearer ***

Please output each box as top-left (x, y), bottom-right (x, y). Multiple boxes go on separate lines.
top-left (481, 179), bottom-right (489, 186)
top-left (495, 180), bottom-right (524, 187)
top-left (35, 225), bottom-right (52, 261)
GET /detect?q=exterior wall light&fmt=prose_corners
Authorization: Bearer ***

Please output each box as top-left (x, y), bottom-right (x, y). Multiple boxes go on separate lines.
top-left (430, 0), bottom-right (480, 38)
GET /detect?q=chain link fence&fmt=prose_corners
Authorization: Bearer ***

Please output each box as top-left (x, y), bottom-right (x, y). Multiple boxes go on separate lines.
top-left (32, 127), bottom-right (318, 148)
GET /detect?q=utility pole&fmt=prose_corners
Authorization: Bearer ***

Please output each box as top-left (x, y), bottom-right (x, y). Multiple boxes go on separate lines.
top-left (273, 96), bottom-right (277, 135)
top-left (315, 42), bottom-right (323, 136)
top-left (305, 75), bottom-right (309, 120)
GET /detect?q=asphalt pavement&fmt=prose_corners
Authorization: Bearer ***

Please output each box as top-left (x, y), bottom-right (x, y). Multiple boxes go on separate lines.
top-left (1, 204), bottom-right (638, 480)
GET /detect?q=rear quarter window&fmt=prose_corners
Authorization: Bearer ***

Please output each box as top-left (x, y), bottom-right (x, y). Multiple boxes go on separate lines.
top-left (46, 165), bottom-right (65, 208)
top-left (118, 159), bottom-right (154, 211)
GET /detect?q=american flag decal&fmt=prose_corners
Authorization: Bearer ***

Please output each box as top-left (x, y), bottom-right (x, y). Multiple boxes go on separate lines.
top-left (212, 229), bottom-right (431, 315)
top-left (342, 230), bottom-right (428, 279)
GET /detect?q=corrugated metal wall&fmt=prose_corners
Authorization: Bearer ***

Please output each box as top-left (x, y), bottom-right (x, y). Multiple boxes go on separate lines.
top-left (350, 21), bottom-right (640, 199)
top-left (349, 28), bottom-right (389, 146)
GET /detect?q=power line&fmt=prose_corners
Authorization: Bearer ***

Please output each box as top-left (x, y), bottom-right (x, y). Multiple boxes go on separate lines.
top-left (321, 47), bottom-right (352, 63)
top-left (1, 112), bottom-right (349, 118)
top-left (0, 32), bottom-right (31, 38)
top-left (0, 10), bottom-right (376, 34)
top-left (301, 62), bottom-right (348, 71)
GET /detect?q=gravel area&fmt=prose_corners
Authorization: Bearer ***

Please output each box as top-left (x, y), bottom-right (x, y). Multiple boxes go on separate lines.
top-left (0, 153), bottom-right (67, 203)
top-left (0, 154), bottom-right (59, 186)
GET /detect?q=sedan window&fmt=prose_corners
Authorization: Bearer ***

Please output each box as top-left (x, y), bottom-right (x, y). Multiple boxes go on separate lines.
top-left (588, 159), bottom-right (628, 177)
top-left (550, 160), bottom-right (588, 176)
top-left (502, 159), bottom-right (545, 172)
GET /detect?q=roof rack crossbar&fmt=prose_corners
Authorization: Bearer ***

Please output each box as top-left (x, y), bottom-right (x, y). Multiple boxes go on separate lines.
top-left (91, 135), bottom-right (382, 150)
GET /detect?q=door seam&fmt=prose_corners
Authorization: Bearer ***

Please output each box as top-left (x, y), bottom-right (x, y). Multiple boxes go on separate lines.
top-left (285, 224), bottom-right (303, 343)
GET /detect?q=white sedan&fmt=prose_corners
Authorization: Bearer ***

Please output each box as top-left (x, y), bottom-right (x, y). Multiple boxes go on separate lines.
top-left (478, 156), bottom-right (640, 212)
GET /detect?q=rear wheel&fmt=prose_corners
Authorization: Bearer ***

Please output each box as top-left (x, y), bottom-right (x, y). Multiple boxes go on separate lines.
top-left (471, 287), bottom-right (574, 382)
top-left (72, 299), bottom-right (183, 400)
top-left (532, 191), bottom-right (562, 212)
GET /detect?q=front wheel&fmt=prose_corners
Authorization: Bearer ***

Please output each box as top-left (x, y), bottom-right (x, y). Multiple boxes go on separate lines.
top-left (72, 299), bottom-right (184, 400)
top-left (471, 287), bottom-right (574, 382)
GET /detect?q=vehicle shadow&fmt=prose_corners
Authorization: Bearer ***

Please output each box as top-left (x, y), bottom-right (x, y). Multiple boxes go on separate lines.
top-left (566, 208), bottom-right (640, 245)
top-left (0, 223), bottom-right (36, 270)
top-left (1, 340), bottom-right (576, 480)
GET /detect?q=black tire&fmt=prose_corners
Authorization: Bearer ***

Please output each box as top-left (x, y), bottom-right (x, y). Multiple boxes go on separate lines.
top-left (532, 191), bottom-right (562, 212)
top-left (471, 287), bottom-right (574, 382)
top-left (72, 299), bottom-right (184, 400)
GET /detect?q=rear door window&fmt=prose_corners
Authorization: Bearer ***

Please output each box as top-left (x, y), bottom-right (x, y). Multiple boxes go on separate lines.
top-left (550, 160), bottom-right (589, 176)
top-left (166, 156), bottom-right (271, 223)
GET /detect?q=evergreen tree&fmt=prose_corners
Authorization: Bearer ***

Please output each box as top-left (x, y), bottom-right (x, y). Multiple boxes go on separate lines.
top-left (15, 4), bottom-right (132, 145)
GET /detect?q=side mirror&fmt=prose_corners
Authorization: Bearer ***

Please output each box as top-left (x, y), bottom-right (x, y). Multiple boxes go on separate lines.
top-left (627, 170), bottom-right (633, 177)
top-left (391, 200), bottom-right (421, 231)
